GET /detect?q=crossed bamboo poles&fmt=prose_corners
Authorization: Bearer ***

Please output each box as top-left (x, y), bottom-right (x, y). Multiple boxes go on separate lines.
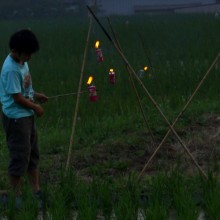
top-left (138, 53), bottom-right (220, 178)
top-left (87, 5), bottom-right (220, 179)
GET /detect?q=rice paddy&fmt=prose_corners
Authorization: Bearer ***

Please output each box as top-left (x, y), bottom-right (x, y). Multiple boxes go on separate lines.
top-left (0, 13), bottom-right (220, 219)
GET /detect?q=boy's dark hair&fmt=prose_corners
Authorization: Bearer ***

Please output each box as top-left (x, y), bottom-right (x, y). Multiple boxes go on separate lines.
top-left (9, 29), bottom-right (40, 54)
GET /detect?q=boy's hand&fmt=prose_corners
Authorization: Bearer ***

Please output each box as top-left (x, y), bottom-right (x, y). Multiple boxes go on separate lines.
top-left (34, 93), bottom-right (48, 103)
top-left (13, 93), bottom-right (46, 117)
top-left (33, 104), bottom-right (44, 117)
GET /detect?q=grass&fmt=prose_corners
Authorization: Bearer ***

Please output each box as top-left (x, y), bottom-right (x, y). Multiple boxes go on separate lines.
top-left (200, 173), bottom-right (220, 219)
top-left (0, 168), bottom-right (220, 218)
top-left (0, 13), bottom-right (220, 217)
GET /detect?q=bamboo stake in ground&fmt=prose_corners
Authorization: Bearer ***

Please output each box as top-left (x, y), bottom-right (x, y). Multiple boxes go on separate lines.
top-left (87, 6), bottom-right (207, 179)
top-left (65, 13), bottom-right (94, 170)
top-left (138, 52), bottom-right (220, 179)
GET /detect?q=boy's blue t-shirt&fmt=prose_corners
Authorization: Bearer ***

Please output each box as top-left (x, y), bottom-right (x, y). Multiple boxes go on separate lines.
top-left (0, 55), bottom-right (34, 119)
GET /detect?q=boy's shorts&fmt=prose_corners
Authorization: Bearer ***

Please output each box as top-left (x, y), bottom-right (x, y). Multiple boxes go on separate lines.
top-left (2, 113), bottom-right (39, 176)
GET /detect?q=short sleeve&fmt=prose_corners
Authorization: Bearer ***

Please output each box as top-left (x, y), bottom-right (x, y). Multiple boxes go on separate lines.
top-left (3, 71), bottom-right (22, 94)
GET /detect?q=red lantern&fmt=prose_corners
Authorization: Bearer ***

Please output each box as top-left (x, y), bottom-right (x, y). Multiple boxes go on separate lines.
top-left (87, 76), bottom-right (98, 102)
top-left (109, 68), bottom-right (116, 84)
top-left (95, 41), bottom-right (104, 62)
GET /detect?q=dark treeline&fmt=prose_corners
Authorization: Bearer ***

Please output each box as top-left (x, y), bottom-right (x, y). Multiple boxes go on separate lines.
top-left (0, 0), bottom-right (91, 19)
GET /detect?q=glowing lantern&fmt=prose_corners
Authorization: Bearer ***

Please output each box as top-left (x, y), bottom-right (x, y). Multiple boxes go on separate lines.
top-left (95, 41), bottom-right (100, 48)
top-left (109, 68), bottom-right (116, 84)
top-left (95, 40), bottom-right (104, 62)
top-left (87, 76), bottom-right (93, 85)
top-left (87, 76), bottom-right (98, 102)
top-left (138, 66), bottom-right (148, 78)
top-left (144, 66), bottom-right (148, 71)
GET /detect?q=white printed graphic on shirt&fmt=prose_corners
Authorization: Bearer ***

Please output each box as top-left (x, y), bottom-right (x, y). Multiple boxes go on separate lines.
top-left (23, 72), bottom-right (33, 99)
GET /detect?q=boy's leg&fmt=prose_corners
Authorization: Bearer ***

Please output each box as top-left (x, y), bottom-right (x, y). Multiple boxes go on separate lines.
top-left (28, 122), bottom-right (43, 210)
top-left (2, 114), bottom-right (33, 193)
top-left (28, 168), bottom-right (40, 193)
top-left (9, 175), bottom-right (21, 195)
top-left (28, 116), bottom-right (40, 193)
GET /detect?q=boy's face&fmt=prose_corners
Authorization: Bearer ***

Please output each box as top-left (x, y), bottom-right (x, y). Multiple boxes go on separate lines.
top-left (18, 53), bottom-right (32, 63)
top-left (10, 50), bottom-right (32, 64)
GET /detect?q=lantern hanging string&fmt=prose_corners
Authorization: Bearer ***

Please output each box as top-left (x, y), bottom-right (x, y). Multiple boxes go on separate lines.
top-left (137, 31), bottom-right (162, 94)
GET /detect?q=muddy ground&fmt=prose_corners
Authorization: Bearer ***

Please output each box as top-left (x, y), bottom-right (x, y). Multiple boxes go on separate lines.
top-left (42, 113), bottom-right (220, 182)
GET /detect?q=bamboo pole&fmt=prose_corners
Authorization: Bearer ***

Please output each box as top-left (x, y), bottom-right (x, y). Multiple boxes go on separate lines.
top-left (107, 17), bottom-right (156, 146)
top-left (65, 12), bottom-right (94, 170)
top-left (87, 6), bottom-right (207, 179)
top-left (138, 52), bottom-right (220, 178)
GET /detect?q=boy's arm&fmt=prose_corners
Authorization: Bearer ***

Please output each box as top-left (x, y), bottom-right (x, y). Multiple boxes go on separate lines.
top-left (12, 93), bottom-right (44, 117)
top-left (34, 92), bottom-right (48, 103)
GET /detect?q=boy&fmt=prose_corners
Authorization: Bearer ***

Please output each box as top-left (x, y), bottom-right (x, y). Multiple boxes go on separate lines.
top-left (0, 29), bottom-right (48, 206)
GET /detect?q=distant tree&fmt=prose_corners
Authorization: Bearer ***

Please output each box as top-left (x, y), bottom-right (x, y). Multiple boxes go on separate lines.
top-left (0, 0), bottom-right (61, 9)
top-left (0, 0), bottom-right (101, 19)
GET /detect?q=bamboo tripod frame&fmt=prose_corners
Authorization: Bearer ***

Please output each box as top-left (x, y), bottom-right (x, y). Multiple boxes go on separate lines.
top-left (87, 6), bottom-right (208, 179)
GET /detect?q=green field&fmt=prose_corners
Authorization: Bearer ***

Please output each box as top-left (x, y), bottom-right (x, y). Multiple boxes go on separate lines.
top-left (0, 13), bottom-right (220, 218)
